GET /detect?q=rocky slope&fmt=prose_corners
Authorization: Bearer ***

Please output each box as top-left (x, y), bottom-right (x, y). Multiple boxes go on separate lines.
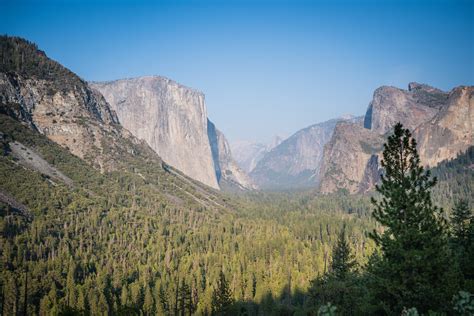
top-left (414, 86), bottom-right (473, 167)
top-left (364, 82), bottom-right (447, 134)
top-left (319, 83), bottom-right (473, 193)
top-left (90, 77), bottom-right (220, 189)
top-left (0, 36), bottom-right (227, 209)
top-left (250, 116), bottom-right (362, 190)
top-left (208, 120), bottom-right (256, 191)
top-left (0, 36), bottom-right (149, 172)
top-left (318, 121), bottom-right (384, 194)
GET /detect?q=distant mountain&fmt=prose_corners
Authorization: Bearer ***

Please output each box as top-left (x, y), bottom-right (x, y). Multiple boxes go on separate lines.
top-left (318, 83), bottom-right (473, 193)
top-left (250, 116), bottom-right (362, 190)
top-left (90, 77), bottom-right (254, 191)
top-left (231, 136), bottom-right (283, 173)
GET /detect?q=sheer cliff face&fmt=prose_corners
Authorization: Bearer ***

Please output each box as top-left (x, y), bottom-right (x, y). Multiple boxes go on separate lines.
top-left (364, 83), bottom-right (446, 134)
top-left (208, 120), bottom-right (256, 190)
top-left (319, 83), bottom-right (473, 194)
top-left (90, 77), bottom-right (220, 189)
top-left (414, 86), bottom-right (473, 167)
top-left (318, 121), bottom-right (384, 194)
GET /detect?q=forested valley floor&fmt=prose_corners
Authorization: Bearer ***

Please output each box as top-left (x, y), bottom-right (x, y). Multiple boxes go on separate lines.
top-left (1, 114), bottom-right (473, 315)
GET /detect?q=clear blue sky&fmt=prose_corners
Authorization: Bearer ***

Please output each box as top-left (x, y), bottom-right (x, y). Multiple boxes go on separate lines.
top-left (2, 0), bottom-right (473, 143)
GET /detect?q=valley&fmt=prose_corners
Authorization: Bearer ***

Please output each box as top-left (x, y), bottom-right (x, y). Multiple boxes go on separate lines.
top-left (0, 32), bottom-right (472, 316)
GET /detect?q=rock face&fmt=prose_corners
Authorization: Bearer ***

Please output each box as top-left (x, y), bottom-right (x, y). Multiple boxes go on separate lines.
top-left (318, 121), bottom-right (384, 194)
top-left (250, 116), bottom-right (362, 190)
top-left (319, 83), bottom-right (473, 193)
top-left (208, 120), bottom-right (256, 190)
top-left (0, 36), bottom-right (137, 172)
top-left (414, 86), bottom-right (473, 167)
top-left (364, 83), bottom-right (446, 134)
top-left (90, 77), bottom-right (220, 189)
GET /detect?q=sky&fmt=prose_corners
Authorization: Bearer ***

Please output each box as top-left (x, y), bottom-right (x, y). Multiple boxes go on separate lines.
top-left (1, 0), bottom-right (473, 143)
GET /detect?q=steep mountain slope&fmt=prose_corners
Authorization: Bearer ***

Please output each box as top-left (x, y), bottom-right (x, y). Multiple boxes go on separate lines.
top-left (90, 77), bottom-right (219, 189)
top-left (250, 116), bottom-right (362, 190)
top-left (0, 36), bottom-right (132, 172)
top-left (318, 121), bottom-right (385, 194)
top-left (0, 36), bottom-right (225, 206)
top-left (208, 120), bottom-right (256, 191)
top-left (319, 83), bottom-right (473, 193)
top-left (414, 86), bottom-right (473, 166)
top-left (430, 145), bottom-right (474, 208)
top-left (364, 82), bottom-right (447, 134)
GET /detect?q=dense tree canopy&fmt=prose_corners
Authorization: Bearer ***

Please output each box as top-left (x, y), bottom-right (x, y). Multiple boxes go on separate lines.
top-left (0, 116), bottom-right (472, 315)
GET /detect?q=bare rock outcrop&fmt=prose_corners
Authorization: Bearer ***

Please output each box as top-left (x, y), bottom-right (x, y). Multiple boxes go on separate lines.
top-left (320, 83), bottom-right (473, 194)
top-left (318, 121), bottom-right (384, 194)
top-left (364, 83), bottom-right (446, 134)
top-left (0, 36), bottom-right (137, 172)
top-left (414, 86), bottom-right (473, 166)
top-left (90, 77), bottom-right (219, 189)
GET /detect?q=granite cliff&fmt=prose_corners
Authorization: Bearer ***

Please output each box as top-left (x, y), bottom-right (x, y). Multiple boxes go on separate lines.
top-left (0, 36), bottom-right (227, 209)
top-left (319, 83), bottom-right (473, 193)
top-left (91, 77), bottom-right (254, 191)
top-left (414, 86), bottom-right (473, 167)
top-left (90, 77), bottom-right (220, 189)
top-left (318, 121), bottom-right (384, 194)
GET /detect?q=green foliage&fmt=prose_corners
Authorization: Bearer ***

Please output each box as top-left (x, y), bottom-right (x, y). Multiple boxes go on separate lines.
top-left (0, 36), bottom-right (84, 94)
top-left (308, 225), bottom-right (367, 315)
top-left (0, 115), bottom-right (375, 315)
top-left (431, 146), bottom-right (474, 209)
top-left (451, 200), bottom-right (472, 244)
top-left (401, 307), bottom-right (419, 316)
top-left (317, 302), bottom-right (337, 316)
top-left (0, 88), bottom-right (471, 315)
top-left (368, 123), bottom-right (459, 314)
top-left (211, 271), bottom-right (234, 315)
top-left (452, 291), bottom-right (474, 316)
top-left (331, 225), bottom-right (357, 280)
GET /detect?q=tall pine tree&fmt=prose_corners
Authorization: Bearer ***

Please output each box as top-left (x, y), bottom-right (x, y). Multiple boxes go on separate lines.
top-left (450, 200), bottom-right (474, 292)
top-left (331, 224), bottom-right (356, 280)
top-left (211, 271), bottom-right (233, 315)
top-left (308, 224), bottom-right (361, 315)
top-left (368, 123), bottom-right (459, 314)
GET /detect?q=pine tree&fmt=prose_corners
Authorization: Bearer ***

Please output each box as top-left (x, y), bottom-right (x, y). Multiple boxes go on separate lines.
top-left (143, 284), bottom-right (154, 315)
top-left (158, 285), bottom-right (170, 315)
top-left (178, 280), bottom-right (191, 316)
top-left (451, 200), bottom-right (474, 292)
top-left (308, 225), bottom-right (361, 314)
top-left (330, 224), bottom-right (356, 280)
top-left (368, 122), bottom-right (459, 314)
top-left (211, 271), bottom-right (234, 315)
top-left (451, 200), bottom-right (472, 245)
